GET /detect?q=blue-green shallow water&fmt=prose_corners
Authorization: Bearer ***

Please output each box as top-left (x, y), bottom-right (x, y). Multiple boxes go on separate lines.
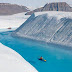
top-left (0, 31), bottom-right (72, 72)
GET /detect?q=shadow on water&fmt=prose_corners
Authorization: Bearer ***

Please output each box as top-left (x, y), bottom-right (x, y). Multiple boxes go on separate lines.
top-left (28, 61), bottom-right (36, 64)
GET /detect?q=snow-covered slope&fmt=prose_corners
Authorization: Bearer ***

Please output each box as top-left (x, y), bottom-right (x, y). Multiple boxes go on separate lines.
top-left (69, 4), bottom-right (72, 7)
top-left (0, 43), bottom-right (38, 72)
top-left (12, 11), bottom-right (72, 47)
top-left (0, 12), bottom-right (30, 29)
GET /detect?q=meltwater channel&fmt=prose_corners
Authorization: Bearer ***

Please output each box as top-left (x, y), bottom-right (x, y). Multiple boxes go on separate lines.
top-left (0, 31), bottom-right (72, 72)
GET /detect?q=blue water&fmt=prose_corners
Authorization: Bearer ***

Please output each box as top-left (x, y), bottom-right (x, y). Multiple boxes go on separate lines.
top-left (0, 31), bottom-right (72, 72)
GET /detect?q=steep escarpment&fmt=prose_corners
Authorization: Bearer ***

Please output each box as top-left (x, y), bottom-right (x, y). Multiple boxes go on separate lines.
top-left (0, 3), bottom-right (29, 15)
top-left (12, 11), bottom-right (72, 47)
top-left (25, 2), bottom-right (72, 15)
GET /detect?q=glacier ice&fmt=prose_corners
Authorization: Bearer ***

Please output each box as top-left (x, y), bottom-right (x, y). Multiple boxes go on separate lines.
top-left (12, 11), bottom-right (72, 47)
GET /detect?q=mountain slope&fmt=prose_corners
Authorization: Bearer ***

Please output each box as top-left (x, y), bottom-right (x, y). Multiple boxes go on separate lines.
top-left (25, 2), bottom-right (72, 15)
top-left (0, 3), bottom-right (29, 15)
top-left (12, 11), bottom-right (72, 47)
top-left (25, 7), bottom-right (43, 15)
top-left (42, 2), bottom-right (72, 11)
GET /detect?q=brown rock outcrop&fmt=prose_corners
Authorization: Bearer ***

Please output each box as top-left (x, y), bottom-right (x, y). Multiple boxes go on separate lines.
top-left (0, 3), bottom-right (29, 15)
top-left (25, 2), bottom-right (72, 15)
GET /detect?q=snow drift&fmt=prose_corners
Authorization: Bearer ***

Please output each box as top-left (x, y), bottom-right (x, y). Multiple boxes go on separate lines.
top-left (0, 12), bottom-right (30, 29)
top-left (0, 43), bottom-right (38, 72)
top-left (12, 11), bottom-right (72, 47)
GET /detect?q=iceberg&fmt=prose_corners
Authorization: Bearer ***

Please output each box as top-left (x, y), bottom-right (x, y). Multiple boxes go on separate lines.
top-left (12, 11), bottom-right (72, 47)
top-left (0, 43), bottom-right (38, 72)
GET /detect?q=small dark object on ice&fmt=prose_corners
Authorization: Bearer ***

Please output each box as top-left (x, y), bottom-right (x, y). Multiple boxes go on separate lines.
top-left (8, 27), bottom-right (11, 29)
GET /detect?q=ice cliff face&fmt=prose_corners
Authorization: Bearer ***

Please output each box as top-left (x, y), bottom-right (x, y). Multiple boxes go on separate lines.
top-left (12, 11), bottom-right (72, 47)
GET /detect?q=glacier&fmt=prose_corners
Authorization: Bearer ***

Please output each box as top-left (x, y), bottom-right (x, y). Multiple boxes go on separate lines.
top-left (12, 11), bottom-right (72, 47)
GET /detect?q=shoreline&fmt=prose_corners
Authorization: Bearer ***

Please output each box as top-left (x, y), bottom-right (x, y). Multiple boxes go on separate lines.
top-left (0, 29), bottom-right (71, 51)
top-left (0, 42), bottom-right (38, 72)
top-left (0, 27), bottom-right (17, 32)
top-left (11, 33), bottom-right (72, 51)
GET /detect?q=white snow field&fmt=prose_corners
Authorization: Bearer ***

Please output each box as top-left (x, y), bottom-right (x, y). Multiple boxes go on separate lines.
top-left (0, 12), bottom-right (30, 30)
top-left (0, 43), bottom-right (38, 72)
top-left (12, 11), bottom-right (72, 47)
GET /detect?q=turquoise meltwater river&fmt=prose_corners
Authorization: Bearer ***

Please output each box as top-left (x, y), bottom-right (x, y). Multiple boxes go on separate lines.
top-left (0, 31), bottom-right (72, 72)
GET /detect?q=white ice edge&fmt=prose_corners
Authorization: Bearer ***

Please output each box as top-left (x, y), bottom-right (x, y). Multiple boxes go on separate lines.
top-left (0, 43), bottom-right (38, 72)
